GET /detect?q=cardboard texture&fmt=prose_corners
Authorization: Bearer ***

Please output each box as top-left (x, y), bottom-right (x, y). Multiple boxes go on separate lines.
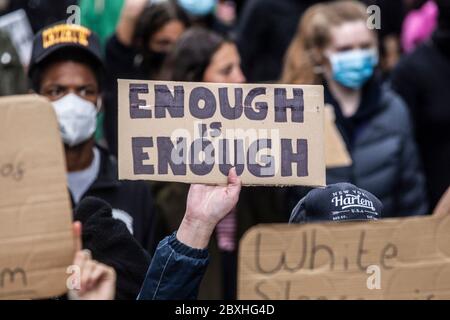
top-left (324, 105), bottom-right (352, 168)
top-left (118, 80), bottom-right (326, 186)
top-left (0, 95), bottom-right (74, 300)
top-left (238, 212), bottom-right (450, 300)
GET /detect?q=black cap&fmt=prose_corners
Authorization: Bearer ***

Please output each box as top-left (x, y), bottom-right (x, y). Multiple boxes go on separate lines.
top-left (289, 183), bottom-right (383, 223)
top-left (28, 23), bottom-right (103, 77)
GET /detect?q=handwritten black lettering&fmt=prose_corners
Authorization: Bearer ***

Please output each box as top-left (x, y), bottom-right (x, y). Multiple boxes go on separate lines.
top-left (0, 268), bottom-right (27, 288)
top-left (132, 137), bottom-right (154, 175)
top-left (255, 281), bottom-right (272, 300)
top-left (0, 162), bottom-right (25, 181)
top-left (274, 88), bottom-right (304, 123)
top-left (356, 231), bottom-right (370, 271)
top-left (129, 83), bottom-right (150, 118)
top-left (255, 231), bottom-right (308, 274)
top-left (154, 85), bottom-right (184, 118)
top-left (380, 243), bottom-right (398, 270)
top-left (309, 229), bottom-right (335, 270)
top-left (157, 137), bottom-right (186, 175)
top-left (281, 139), bottom-right (308, 177)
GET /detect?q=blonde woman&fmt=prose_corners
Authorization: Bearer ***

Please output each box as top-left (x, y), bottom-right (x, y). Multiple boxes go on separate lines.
top-left (282, 1), bottom-right (428, 217)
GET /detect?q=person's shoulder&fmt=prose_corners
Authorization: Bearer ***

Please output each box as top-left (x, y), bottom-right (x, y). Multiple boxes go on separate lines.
top-left (394, 42), bottom-right (436, 73)
top-left (380, 85), bottom-right (409, 114)
top-left (378, 86), bottom-right (413, 130)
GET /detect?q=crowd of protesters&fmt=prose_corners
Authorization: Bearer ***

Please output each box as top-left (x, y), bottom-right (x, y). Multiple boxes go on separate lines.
top-left (0, 0), bottom-right (449, 300)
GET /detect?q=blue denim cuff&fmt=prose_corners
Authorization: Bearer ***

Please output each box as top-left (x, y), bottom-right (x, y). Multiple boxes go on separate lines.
top-left (169, 231), bottom-right (209, 259)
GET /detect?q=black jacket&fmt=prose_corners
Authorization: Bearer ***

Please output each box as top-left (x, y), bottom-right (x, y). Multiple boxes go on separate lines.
top-left (73, 146), bottom-right (156, 253)
top-left (390, 31), bottom-right (450, 210)
top-left (324, 78), bottom-right (428, 217)
top-left (2, 0), bottom-right (77, 33)
top-left (103, 34), bottom-right (149, 156)
top-left (235, 0), bottom-right (319, 82)
top-left (74, 197), bottom-right (151, 300)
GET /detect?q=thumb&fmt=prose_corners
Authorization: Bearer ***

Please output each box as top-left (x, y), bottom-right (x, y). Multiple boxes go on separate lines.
top-left (73, 221), bottom-right (83, 253)
top-left (227, 167), bottom-right (241, 198)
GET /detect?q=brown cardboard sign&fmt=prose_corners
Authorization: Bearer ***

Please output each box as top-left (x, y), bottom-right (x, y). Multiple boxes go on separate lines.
top-left (324, 105), bottom-right (352, 168)
top-left (118, 80), bottom-right (325, 186)
top-left (0, 95), bottom-right (74, 300)
top-left (238, 213), bottom-right (450, 300)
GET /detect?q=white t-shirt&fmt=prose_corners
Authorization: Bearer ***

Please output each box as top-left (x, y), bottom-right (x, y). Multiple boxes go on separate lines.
top-left (67, 147), bottom-right (100, 204)
top-left (66, 148), bottom-right (135, 235)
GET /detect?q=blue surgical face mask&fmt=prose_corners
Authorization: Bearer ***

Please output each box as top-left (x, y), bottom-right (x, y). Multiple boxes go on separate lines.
top-left (178, 0), bottom-right (216, 17)
top-left (328, 48), bottom-right (378, 89)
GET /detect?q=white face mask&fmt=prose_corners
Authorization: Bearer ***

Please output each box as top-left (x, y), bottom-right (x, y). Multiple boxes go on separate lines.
top-left (51, 93), bottom-right (98, 147)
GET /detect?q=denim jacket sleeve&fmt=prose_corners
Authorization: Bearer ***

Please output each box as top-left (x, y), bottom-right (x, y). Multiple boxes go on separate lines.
top-left (137, 232), bottom-right (209, 300)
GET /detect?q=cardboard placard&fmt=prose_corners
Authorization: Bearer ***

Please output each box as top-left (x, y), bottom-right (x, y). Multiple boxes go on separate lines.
top-left (324, 105), bottom-right (352, 168)
top-left (238, 212), bottom-right (450, 300)
top-left (118, 80), bottom-right (325, 186)
top-left (0, 9), bottom-right (34, 66)
top-left (0, 95), bottom-right (74, 300)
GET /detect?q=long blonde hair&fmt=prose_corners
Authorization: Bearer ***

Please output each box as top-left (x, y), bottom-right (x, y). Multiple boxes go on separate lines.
top-left (281, 1), bottom-right (371, 85)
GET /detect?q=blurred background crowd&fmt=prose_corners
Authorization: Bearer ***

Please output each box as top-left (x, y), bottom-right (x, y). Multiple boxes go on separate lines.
top-left (0, 0), bottom-right (449, 300)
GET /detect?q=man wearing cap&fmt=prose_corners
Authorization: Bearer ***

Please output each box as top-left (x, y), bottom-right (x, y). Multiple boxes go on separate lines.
top-left (26, 22), bottom-right (246, 301)
top-left (28, 23), bottom-right (156, 299)
top-left (28, 23), bottom-right (156, 252)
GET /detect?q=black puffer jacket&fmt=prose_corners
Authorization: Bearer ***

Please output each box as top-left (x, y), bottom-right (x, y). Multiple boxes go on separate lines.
top-left (325, 78), bottom-right (428, 217)
top-left (390, 31), bottom-right (450, 210)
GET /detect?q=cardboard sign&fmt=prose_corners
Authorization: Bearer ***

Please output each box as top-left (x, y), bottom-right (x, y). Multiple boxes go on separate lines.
top-left (118, 80), bottom-right (325, 186)
top-left (324, 105), bottom-right (352, 168)
top-left (0, 9), bottom-right (34, 66)
top-left (0, 95), bottom-right (74, 300)
top-left (238, 212), bottom-right (450, 300)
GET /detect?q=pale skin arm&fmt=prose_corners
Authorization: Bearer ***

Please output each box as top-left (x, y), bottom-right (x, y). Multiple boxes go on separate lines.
top-left (116, 0), bottom-right (148, 46)
top-left (177, 167), bottom-right (242, 249)
top-left (68, 222), bottom-right (116, 300)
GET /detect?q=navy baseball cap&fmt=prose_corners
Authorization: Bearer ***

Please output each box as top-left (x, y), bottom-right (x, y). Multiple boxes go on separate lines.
top-left (289, 183), bottom-right (383, 223)
top-left (28, 23), bottom-right (103, 77)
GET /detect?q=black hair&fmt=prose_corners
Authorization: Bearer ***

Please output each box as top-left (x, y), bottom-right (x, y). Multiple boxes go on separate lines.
top-left (30, 47), bottom-right (103, 93)
top-left (133, 0), bottom-right (191, 53)
top-left (161, 27), bottom-right (230, 81)
top-left (435, 0), bottom-right (450, 30)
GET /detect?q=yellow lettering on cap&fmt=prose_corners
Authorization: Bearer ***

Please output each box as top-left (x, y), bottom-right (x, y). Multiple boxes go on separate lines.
top-left (42, 24), bottom-right (92, 49)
